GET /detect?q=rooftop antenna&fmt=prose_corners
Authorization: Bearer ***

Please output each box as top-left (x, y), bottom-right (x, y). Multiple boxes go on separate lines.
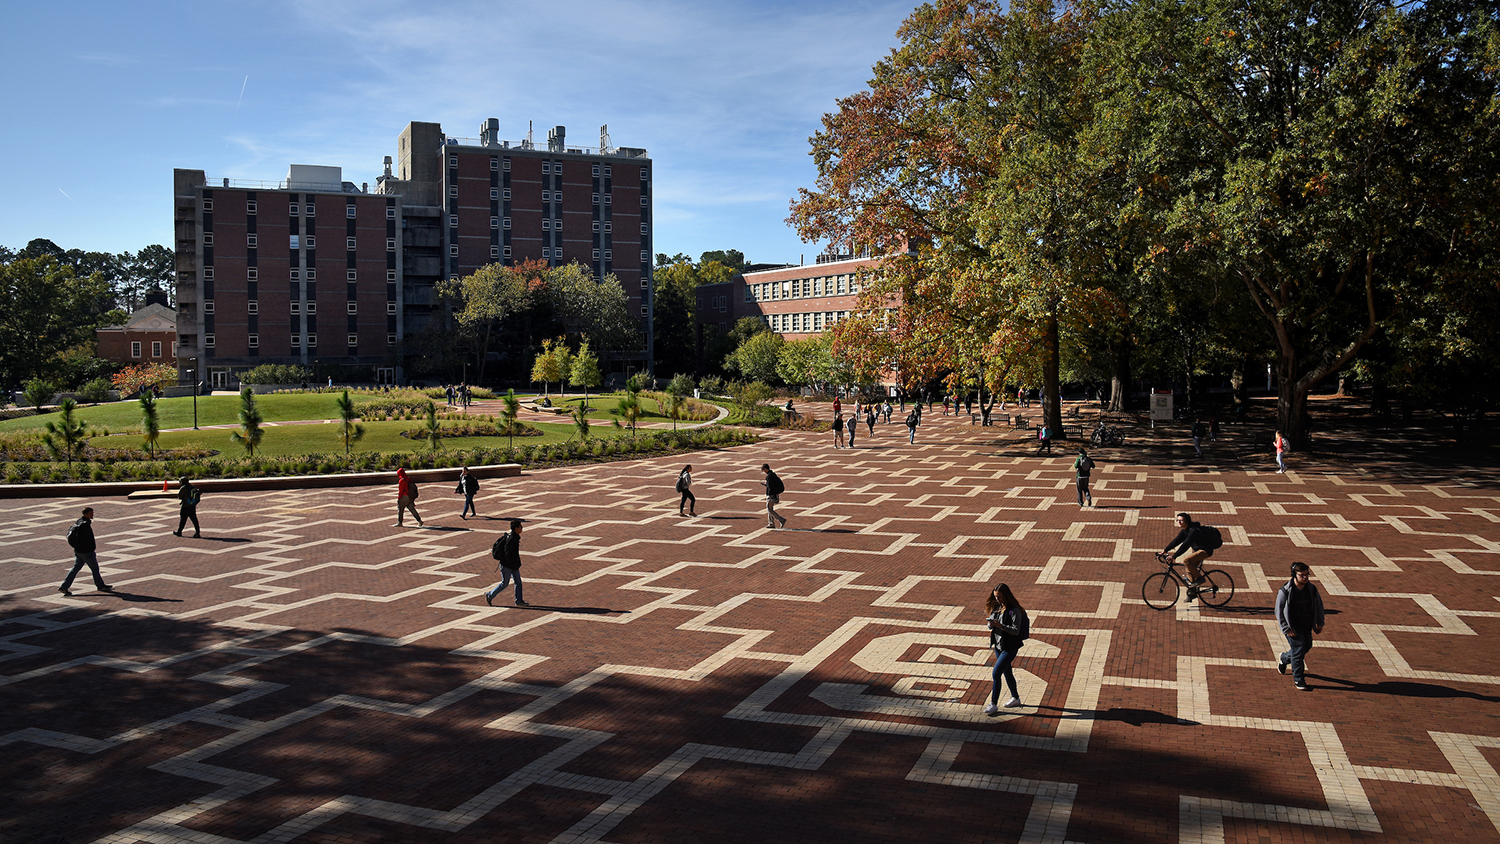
top-left (526, 121), bottom-right (534, 150)
top-left (600, 124), bottom-right (613, 154)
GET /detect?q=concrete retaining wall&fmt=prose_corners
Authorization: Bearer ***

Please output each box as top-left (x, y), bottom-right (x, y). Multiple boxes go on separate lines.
top-left (0, 463), bottom-right (522, 500)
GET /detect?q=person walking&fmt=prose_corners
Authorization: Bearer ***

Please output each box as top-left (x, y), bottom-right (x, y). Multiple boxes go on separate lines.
top-left (1074, 449), bottom-right (1095, 508)
top-left (60, 507), bottom-right (112, 596)
top-left (457, 466), bottom-right (480, 519)
top-left (865, 406), bottom-right (877, 437)
top-left (173, 476), bottom-right (202, 537)
top-left (832, 412), bottom-right (845, 448)
top-left (761, 463), bottom-right (787, 529)
top-left (882, 400), bottom-right (893, 423)
top-left (394, 467), bottom-right (424, 527)
top-left (1037, 423), bottom-right (1052, 455)
top-left (832, 396), bottom-right (842, 421)
top-left (846, 413), bottom-right (858, 448)
top-left (484, 519), bottom-right (528, 607)
top-left (905, 407), bottom-right (920, 444)
top-left (1192, 419), bottom-right (1207, 459)
top-left (1274, 562), bottom-right (1325, 691)
top-left (943, 394), bottom-right (951, 416)
top-left (676, 464), bottom-right (697, 516)
top-left (1274, 430), bottom-right (1288, 473)
top-left (983, 583), bottom-right (1030, 713)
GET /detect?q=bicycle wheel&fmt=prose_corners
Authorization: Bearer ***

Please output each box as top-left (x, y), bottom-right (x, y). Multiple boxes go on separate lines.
top-left (1199, 569), bottom-right (1236, 607)
top-left (1142, 572), bottom-right (1180, 610)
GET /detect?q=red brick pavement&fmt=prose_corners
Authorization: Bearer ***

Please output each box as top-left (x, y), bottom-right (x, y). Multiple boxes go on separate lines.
top-left (3, 410), bottom-right (1500, 843)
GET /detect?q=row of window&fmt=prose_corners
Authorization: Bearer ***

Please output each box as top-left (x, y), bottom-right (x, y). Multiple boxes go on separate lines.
top-left (765, 311), bottom-right (849, 334)
top-left (203, 199), bottom-right (395, 220)
top-left (462, 157), bottom-right (629, 179)
top-left (201, 333), bottom-right (397, 348)
top-left (204, 267), bottom-right (399, 283)
top-left (129, 341), bottom-right (175, 358)
top-left (202, 300), bottom-right (393, 315)
top-left (206, 233), bottom-right (399, 251)
top-left (746, 274), bottom-right (858, 302)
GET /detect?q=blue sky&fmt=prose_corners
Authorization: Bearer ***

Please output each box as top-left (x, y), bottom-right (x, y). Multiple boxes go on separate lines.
top-left (0, 0), bottom-right (914, 265)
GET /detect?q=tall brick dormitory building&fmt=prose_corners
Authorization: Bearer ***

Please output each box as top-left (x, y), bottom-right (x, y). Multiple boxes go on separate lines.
top-left (174, 120), bottom-right (652, 389)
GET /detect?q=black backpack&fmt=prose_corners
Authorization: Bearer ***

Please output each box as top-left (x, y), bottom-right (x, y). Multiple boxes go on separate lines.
top-left (66, 521), bottom-right (85, 550)
top-left (1196, 524), bottom-right (1224, 550)
top-left (491, 532), bottom-right (510, 560)
top-left (767, 473), bottom-right (785, 496)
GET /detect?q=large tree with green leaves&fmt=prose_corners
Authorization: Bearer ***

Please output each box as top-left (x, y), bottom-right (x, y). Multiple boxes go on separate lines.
top-left (0, 256), bottom-right (118, 387)
top-left (439, 259), bottom-right (543, 385)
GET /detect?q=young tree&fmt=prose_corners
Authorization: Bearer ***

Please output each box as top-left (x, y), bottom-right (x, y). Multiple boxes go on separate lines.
top-left (23, 377), bottom-right (54, 412)
top-left (571, 404), bottom-right (592, 441)
top-left (42, 398), bottom-right (88, 470)
top-left (501, 388), bottom-right (522, 449)
top-left (570, 341), bottom-right (602, 411)
top-left (531, 337), bottom-right (564, 396)
top-left (612, 376), bottom-right (644, 437)
top-left (335, 389), bottom-right (365, 456)
top-left (663, 390), bottom-right (685, 431)
top-left (423, 402), bottom-right (443, 451)
top-left (140, 393), bottom-right (160, 459)
top-left (230, 387), bottom-right (264, 457)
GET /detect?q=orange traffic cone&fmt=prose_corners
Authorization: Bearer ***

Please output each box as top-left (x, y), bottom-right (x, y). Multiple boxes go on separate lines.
top-left (162, 479), bottom-right (170, 491)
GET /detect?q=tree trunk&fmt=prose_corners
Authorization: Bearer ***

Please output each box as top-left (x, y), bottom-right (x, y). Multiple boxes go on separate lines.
top-left (1043, 311), bottom-right (1064, 438)
top-left (1231, 364), bottom-right (1245, 420)
top-left (1108, 339), bottom-right (1130, 413)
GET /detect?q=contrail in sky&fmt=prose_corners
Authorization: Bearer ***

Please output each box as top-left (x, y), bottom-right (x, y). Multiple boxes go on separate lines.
top-left (236, 76), bottom-right (248, 116)
top-left (58, 188), bottom-right (73, 201)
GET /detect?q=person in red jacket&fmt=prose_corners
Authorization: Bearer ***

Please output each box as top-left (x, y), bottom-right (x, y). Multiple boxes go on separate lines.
top-left (394, 467), bottom-right (424, 527)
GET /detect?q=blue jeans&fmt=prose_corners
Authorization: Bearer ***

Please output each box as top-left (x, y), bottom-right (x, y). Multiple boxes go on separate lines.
top-left (62, 552), bottom-right (107, 592)
top-left (1280, 629), bottom-right (1312, 683)
top-left (991, 646), bottom-right (1020, 703)
top-left (461, 493), bottom-right (476, 518)
top-left (486, 566), bottom-right (523, 603)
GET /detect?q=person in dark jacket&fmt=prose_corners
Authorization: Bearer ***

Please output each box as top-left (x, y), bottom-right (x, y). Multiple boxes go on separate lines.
top-left (457, 466), bottom-right (480, 519)
top-left (676, 464), bottom-right (696, 516)
top-left (761, 463), bottom-right (786, 529)
top-left (60, 507), bottom-right (112, 596)
top-left (983, 583), bottom-right (1029, 713)
top-left (484, 520), bottom-right (527, 606)
top-left (1163, 512), bottom-right (1212, 585)
top-left (174, 476), bottom-right (201, 537)
top-left (1274, 562), bottom-right (1325, 691)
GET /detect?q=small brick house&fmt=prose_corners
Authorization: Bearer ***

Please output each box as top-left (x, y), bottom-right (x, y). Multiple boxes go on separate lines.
top-left (97, 293), bottom-right (178, 366)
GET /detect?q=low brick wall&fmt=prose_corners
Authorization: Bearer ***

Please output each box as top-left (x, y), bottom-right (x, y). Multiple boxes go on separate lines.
top-left (0, 463), bottom-right (522, 500)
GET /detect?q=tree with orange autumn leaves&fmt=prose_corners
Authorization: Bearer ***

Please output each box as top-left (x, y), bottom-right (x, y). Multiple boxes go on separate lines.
top-left (791, 0), bottom-right (1132, 438)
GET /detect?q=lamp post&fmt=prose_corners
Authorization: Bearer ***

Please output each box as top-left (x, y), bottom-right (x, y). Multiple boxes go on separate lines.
top-left (186, 365), bottom-right (198, 429)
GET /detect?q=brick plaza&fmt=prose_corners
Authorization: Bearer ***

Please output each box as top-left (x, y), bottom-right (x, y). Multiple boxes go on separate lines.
top-left (4, 408), bottom-right (1499, 843)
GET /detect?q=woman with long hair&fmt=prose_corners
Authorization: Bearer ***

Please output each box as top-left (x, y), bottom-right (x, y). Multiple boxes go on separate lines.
top-left (984, 583), bottom-right (1030, 713)
top-left (676, 464), bottom-right (696, 517)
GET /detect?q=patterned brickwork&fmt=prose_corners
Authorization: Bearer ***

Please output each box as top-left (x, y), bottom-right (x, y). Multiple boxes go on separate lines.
top-left (3, 413), bottom-right (1499, 843)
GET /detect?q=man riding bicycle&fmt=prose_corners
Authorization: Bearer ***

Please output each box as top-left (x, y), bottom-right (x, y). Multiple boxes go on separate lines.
top-left (1162, 512), bottom-right (1214, 585)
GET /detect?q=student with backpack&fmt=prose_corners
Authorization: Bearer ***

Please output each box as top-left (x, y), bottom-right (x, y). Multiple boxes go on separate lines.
top-left (761, 463), bottom-right (787, 529)
top-left (675, 464), bottom-right (696, 517)
top-left (832, 412), bottom-right (845, 449)
top-left (983, 583), bottom-right (1030, 713)
top-left (905, 408), bottom-right (920, 444)
top-left (1162, 512), bottom-right (1223, 586)
top-left (456, 466), bottom-right (480, 520)
top-left (60, 507), bottom-right (112, 597)
top-left (173, 476), bottom-right (202, 538)
top-left (1073, 449), bottom-right (1095, 508)
top-left (484, 520), bottom-right (528, 607)
top-left (394, 467), bottom-right (424, 528)
top-left (1037, 424), bottom-right (1053, 455)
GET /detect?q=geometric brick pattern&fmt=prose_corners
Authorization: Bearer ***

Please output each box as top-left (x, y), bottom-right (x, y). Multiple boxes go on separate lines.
top-left (3, 412), bottom-right (1499, 843)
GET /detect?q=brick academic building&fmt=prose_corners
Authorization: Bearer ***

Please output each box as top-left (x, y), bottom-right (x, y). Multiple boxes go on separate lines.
top-left (174, 120), bottom-right (651, 389)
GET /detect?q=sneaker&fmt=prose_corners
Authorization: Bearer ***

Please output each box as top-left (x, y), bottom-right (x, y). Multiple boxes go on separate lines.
top-left (1294, 681), bottom-right (1310, 691)
top-left (193, 534), bottom-right (201, 538)
top-left (99, 586), bottom-right (113, 592)
top-left (1191, 575), bottom-right (1206, 586)
top-left (515, 600), bottom-right (529, 607)
top-left (1277, 660), bottom-right (1288, 675)
top-left (392, 523), bottom-right (403, 528)
top-left (172, 530), bottom-right (182, 537)
top-left (484, 592), bottom-right (493, 607)
top-left (983, 702), bottom-right (1000, 716)
top-left (1004, 697), bottom-right (1023, 708)
top-left (59, 588), bottom-right (72, 596)
top-left (779, 518), bottom-right (787, 529)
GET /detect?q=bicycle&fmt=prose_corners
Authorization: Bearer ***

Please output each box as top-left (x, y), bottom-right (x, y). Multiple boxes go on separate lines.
top-left (1090, 420), bottom-right (1126, 447)
top-left (1142, 551), bottom-right (1235, 609)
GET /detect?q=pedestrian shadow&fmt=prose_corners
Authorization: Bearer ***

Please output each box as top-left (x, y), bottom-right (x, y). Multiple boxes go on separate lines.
top-left (108, 592), bottom-right (183, 604)
top-left (418, 525), bottom-right (469, 532)
top-left (1209, 604), bottom-right (1274, 617)
top-left (1026, 705), bottom-right (1194, 727)
top-left (511, 605), bottom-right (632, 615)
top-left (197, 537), bottom-right (252, 543)
top-left (1309, 675), bottom-right (1500, 703)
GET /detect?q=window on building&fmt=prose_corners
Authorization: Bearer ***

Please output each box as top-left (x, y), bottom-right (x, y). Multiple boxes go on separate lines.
top-left (543, 162), bottom-right (551, 174)
top-left (348, 333), bottom-right (359, 346)
top-left (542, 247), bottom-right (551, 258)
top-left (130, 341), bottom-right (142, 358)
top-left (306, 333), bottom-right (317, 347)
top-left (386, 206), bottom-right (396, 220)
top-left (640, 196), bottom-right (647, 206)
top-left (604, 250), bottom-right (612, 260)
top-left (640, 224), bottom-right (648, 235)
top-left (641, 305), bottom-right (648, 316)
top-left (387, 333), bottom-right (397, 345)
top-left (448, 185), bottom-right (458, 197)
top-left (306, 268), bottom-right (315, 280)
top-left (604, 165), bottom-right (612, 177)
top-left (490, 245), bottom-right (499, 258)
top-left (386, 302), bottom-right (396, 314)
top-left (592, 164), bottom-right (600, 176)
top-left (449, 244), bottom-right (458, 256)
top-left (503, 158), bottom-right (510, 170)
top-left (346, 205), bottom-right (356, 218)
top-left (247, 267), bottom-right (258, 280)
top-left (247, 200), bottom-right (257, 215)
top-left (592, 222), bottom-right (601, 232)
top-left (291, 334), bottom-right (301, 347)
top-left (592, 193), bottom-right (600, 205)
top-left (248, 300), bottom-right (258, 314)
top-left (171, 341), bottom-right (177, 357)
top-left (291, 268), bottom-right (300, 281)
top-left (306, 302), bottom-right (317, 314)
top-left (290, 203), bottom-right (300, 215)
top-left (640, 278), bottom-right (648, 289)
top-left (203, 300), bottom-right (214, 314)
top-left (604, 195), bottom-right (611, 205)
top-left (386, 238), bottom-right (396, 251)
top-left (593, 249), bottom-right (600, 259)
top-left (449, 156), bottom-right (458, 167)
top-left (305, 235), bottom-right (315, 249)
top-left (203, 198), bottom-right (213, 211)
top-left (291, 302), bottom-right (300, 314)
top-left (305, 203), bottom-right (315, 217)
top-left (837, 275), bottom-right (846, 295)
top-left (603, 222), bottom-right (612, 233)
top-left (386, 269), bottom-right (396, 282)
top-left (203, 267), bottom-right (214, 280)
top-left (490, 157), bottom-right (499, 171)
top-left (503, 188), bottom-right (511, 200)
top-left (204, 334), bottom-right (215, 348)
top-left (490, 216), bottom-right (499, 229)
top-left (490, 188), bottom-right (499, 200)
top-left (290, 235), bottom-right (300, 250)
top-left (503, 246), bottom-right (512, 257)
top-left (248, 334), bottom-right (259, 348)
top-left (641, 251), bottom-right (649, 262)
top-left (347, 237), bottom-right (357, 250)
top-left (347, 269), bottom-right (357, 281)
top-left (543, 219), bottom-right (551, 231)
top-left (203, 232), bottom-right (214, 246)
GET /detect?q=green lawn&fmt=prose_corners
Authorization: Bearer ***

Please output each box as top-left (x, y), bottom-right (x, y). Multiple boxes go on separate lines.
top-left (0, 393), bottom-right (354, 433)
